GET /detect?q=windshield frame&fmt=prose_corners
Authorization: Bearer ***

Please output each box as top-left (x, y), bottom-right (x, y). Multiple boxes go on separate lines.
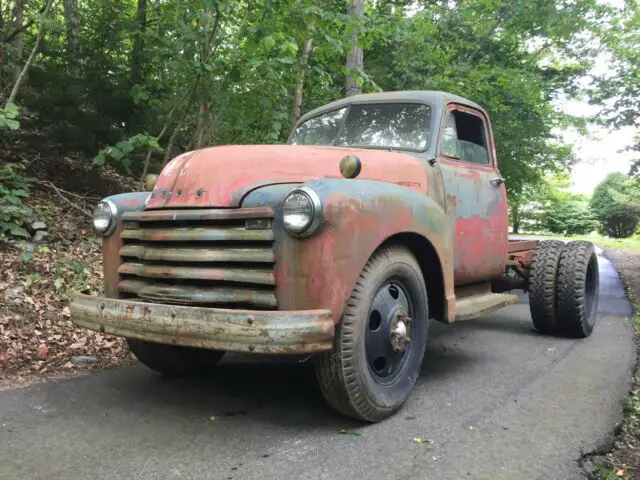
top-left (287, 100), bottom-right (435, 153)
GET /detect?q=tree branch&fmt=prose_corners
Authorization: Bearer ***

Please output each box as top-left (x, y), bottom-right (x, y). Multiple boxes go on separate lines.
top-left (1, 0), bottom-right (48, 44)
top-left (36, 180), bottom-right (100, 201)
top-left (38, 180), bottom-right (92, 218)
top-left (467, 6), bottom-right (511, 64)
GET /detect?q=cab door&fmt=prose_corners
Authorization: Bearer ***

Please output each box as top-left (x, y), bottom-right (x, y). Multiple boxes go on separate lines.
top-left (437, 104), bottom-right (508, 285)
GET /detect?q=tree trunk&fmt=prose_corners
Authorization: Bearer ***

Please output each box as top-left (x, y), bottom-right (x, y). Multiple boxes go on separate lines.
top-left (62, 0), bottom-right (80, 73)
top-left (0, 0), bottom-right (4, 86)
top-left (6, 0), bottom-right (54, 105)
top-left (344, 0), bottom-right (364, 97)
top-left (131, 0), bottom-right (146, 86)
top-left (11, 0), bottom-right (25, 81)
top-left (511, 209), bottom-right (521, 234)
top-left (291, 38), bottom-right (313, 124)
top-left (192, 102), bottom-right (208, 150)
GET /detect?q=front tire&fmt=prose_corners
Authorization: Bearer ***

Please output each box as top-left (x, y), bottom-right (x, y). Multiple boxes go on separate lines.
top-left (314, 246), bottom-right (429, 422)
top-left (128, 339), bottom-right (225, 376)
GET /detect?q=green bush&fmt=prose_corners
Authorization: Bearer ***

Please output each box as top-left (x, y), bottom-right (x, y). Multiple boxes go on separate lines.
top-left (590, 173), bottom-right (640, 239)
top-left (0, 162), bottom-right (34, 240)
top-left (546, 199), bottom-right (598, 236)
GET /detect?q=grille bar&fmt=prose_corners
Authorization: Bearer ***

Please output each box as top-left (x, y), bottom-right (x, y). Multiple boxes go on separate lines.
top-left (120, 245), bottom-right (275, 263)
top-left (118, 208), bottom-right (277, 309)
top-left (121, 227), bottom-right (273, 242)
top-left (118, 262), bottom-right (275, 285)
top-left (118, 280), bottom-right (277, 307)
top-left (122, 207), bottom-right (274, 222)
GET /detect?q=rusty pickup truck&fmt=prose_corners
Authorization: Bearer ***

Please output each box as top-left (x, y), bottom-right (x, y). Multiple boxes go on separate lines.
top-left (71, 91), bottom-right (599, 422)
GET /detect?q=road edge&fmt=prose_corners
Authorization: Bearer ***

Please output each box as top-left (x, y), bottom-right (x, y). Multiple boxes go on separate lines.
top-left (582, 248), bottom-right (640, 479)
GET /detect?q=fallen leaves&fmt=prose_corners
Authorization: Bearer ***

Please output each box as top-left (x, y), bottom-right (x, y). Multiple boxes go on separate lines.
top-left (0, 187), bottom-right (132, 386)
top-left (35, 345), bottom-right (48, 359)
top-left (339, 428), bottom-right (362, 437)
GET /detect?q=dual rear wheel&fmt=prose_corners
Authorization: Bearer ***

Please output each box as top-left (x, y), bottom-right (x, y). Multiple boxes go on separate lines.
top-left (528, 240), bottom-right (599, 337)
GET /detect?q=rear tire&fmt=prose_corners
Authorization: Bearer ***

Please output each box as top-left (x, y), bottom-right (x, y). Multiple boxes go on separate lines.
top-left (314, 246), bottom-right (429, 422)
top-left (128, 339), bottom-right (225, 376)
top-left (556, 241), bottom-right (599, 338)
top-left (529, 240), bottom-right (565, 334)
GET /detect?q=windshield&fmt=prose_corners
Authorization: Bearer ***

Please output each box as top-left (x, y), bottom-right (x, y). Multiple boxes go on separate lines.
top-left (289, 103), bottom-right (432, 151)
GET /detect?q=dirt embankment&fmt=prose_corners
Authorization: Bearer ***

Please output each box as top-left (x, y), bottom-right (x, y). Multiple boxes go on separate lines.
top-left (1, 155), bottom-right (138, 389)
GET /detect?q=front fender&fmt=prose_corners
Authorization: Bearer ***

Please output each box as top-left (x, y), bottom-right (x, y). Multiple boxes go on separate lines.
top-left (100, 192), bottom-right (150, 298)
top-left (242, 180), bottom-right (454, 323)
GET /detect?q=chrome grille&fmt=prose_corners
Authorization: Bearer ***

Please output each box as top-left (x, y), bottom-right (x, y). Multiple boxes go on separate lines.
top-left (118, 208), bottom-right (276, 309)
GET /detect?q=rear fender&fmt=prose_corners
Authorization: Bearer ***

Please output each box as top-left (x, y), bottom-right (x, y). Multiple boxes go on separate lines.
top-left (242, 180), bottom-right (454, 323)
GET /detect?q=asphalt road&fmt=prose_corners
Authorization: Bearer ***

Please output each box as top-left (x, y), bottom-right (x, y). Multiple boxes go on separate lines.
top-left (0, 253), bottom-right (636, 480)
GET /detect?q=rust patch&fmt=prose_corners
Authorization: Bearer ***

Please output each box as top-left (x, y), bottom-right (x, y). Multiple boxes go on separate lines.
top-left (70, 294), bottom-right (334, 354)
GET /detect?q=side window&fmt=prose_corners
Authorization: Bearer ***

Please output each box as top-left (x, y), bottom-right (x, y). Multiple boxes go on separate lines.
top-left (442, 110), bottom-right (489, 165)
top-left (442, 114), bottom-right (460, 158)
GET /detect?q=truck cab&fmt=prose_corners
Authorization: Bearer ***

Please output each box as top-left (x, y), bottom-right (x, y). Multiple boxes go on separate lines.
top-left (72, 91), bottom-right (600, 422)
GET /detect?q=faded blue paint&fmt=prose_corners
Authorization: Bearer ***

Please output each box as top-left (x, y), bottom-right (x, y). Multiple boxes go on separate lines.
top-left (242, 179), bottom-right (453, 322)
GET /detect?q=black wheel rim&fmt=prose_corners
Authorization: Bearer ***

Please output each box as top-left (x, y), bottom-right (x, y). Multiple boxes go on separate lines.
top-left (365, 279), bottom-right (414, 384)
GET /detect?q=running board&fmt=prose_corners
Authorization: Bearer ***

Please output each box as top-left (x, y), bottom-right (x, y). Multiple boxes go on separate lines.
top-left (454, 293), bottom-right (519, 322)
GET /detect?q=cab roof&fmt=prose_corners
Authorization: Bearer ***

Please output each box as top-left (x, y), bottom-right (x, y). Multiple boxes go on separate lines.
top-left (296, 90), bottom-right (486, 126)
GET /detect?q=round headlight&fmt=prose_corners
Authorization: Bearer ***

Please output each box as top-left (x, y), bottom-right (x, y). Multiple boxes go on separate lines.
top-left (92, 200), bottom-right (117, 236)
top-left (283, 187), bottom-right (322, 237)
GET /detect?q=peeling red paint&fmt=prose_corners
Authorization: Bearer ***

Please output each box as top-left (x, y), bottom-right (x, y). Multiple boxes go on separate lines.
top-left (145, 145), bottom-right (429, 209)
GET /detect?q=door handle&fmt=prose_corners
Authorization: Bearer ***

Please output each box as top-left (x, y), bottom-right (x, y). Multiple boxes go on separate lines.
top-left (489, 176), bottom-right (505, 185)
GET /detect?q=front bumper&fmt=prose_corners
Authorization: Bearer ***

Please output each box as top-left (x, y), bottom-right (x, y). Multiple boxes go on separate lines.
top-left (71, 294), bottom-right (335, 354)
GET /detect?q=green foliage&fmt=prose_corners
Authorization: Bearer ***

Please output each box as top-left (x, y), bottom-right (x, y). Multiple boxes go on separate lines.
top-left (590, 173), bottom-right (640, 238)
top-left (545, 199), bottom-right (597, 236)
top-left (509, 174), bottom-right (597, 235)
top-left (0, 102), bottom-right (20, 130)
top-left (0, 0), bottom-right (604, 181)
top-left (0, 0), bottom-right (633, 210)
top-left (591, 1), bottom-right (640, 130)
top-left (19, 251), bottom-right (34, 262)
top-left (0, 163), bottom-right (34, 240)
top-left (92, 133), bottom-right (163, 172)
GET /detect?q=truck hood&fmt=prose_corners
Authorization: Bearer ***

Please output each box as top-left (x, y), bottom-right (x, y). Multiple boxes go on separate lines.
top-left (145, 145), bottom-right (428, 209)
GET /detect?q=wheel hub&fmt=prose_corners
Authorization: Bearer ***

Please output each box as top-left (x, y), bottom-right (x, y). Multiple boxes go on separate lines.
top-left (390, 310), bottom-right (411, 353)
top-left (365, 281), bottom-right (414, 380)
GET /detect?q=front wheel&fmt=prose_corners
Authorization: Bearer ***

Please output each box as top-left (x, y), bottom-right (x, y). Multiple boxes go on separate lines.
top-left (128, 339), bottom-right (225, 376)
top-left (314, 246), bottom-right (429, 422)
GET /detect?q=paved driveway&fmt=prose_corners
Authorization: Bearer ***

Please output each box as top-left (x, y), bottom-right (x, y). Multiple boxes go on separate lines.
top-left (0, 253), bottom-right (635, 480)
